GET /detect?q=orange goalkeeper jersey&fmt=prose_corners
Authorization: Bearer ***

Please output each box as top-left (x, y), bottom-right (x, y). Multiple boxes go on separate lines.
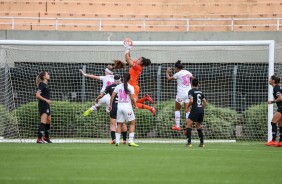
top-left (129, 61), bottom-right (142, 86)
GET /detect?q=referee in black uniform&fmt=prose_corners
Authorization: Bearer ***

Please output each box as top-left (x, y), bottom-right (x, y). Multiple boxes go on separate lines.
top-left (186, 78), bottom-right (207, 147)
top-left (36, 71), bottom-right (52, 143)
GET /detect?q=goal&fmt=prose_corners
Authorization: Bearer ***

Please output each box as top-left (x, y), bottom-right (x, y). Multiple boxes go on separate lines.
top-left (0, 40), bottom-right (277, 143)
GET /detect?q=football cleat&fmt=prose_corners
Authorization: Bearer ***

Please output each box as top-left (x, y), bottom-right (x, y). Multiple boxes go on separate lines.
top-left (265, 141), bottom-right (276, 146)
top-left (185, 143), bottom-right (192, 148)
top-left (83, 108), bottom-right (93, 117)
top-left (123, 140), bottom-right (127, 144)
top-left (115, 143), bottom-right (120, 146)
top-left (172, 125), bottom-right (181, 131)
top-left (145, 94), bottom-right (154, 103)
top-left (110, 140), bottom-right (116, 144)
top-left (150, 107), bottom-right (156, 116)
top-left (274, 142), bottom-right (282, 147)
top-left (199, 143), bottom-right (205, 147)
top-left (128, 142), bottom-right (139, 147)
top-left (43, 137), bottom-right (52, 143)
top-left (36, 139), bottom-right (45, 144)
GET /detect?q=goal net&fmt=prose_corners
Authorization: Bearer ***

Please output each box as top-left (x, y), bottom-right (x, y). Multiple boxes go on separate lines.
top-left (0, 40), bottom-right (278, 143)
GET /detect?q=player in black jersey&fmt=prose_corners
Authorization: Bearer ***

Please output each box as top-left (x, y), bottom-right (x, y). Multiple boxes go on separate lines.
top-left (266, 75), bottom-right (282, 147)
top-left (35, 71), bottom-right (52, 143)
top-left (185, 78), bottom-right (207, 147)
top-left (95, 74), bottom-right (128, 144)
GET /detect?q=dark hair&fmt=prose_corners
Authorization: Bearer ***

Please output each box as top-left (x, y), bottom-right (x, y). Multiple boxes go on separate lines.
top-left (271, 75), bottom-right (280, 84)
top-left (36, 71), bottom-right (47, 87)
top-left (191, 78), bottom-right (199, 87)
top-left (175, 60), bottom-right (183, 69)
top-left (141, 57), bottom-right (151, 67)
top-left (123, 73), bottom-right (131, 94)
top-left (114, 74), bottom-right (121, 80)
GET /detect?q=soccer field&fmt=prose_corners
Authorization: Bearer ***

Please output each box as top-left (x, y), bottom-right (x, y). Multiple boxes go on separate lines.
top-left (0, 143), bottom-right (281, 184)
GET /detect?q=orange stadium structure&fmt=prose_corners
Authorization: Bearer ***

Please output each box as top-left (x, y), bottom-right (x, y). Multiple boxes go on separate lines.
top-left (0, 0), bottom-right (282, 31)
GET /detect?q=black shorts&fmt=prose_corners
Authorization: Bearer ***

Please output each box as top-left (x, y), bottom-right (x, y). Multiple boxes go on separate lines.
top-left (189, 113), bottom-right (204, 123)
top-left (277, 108), bottom-right (282, 115)
top-left (110, 107), bottom-right (118, 119)
top-left (39, 104), bottom-right (51, 116)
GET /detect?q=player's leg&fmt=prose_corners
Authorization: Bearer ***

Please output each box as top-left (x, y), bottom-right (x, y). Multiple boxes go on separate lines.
top-left (115, 123), bottom-right (123, 146)
top-left (195, 114), bottom-right (205, 147)
top-left (109, 118), bottom-right (116, 144)
top-left (134, 85), bottom-right (156, 115)
top-left (115, 108), bottom-right (125, 146)
top-left (266, 111), bottom-right (281, 146)
top-left (109, 105), bottom-right (118, 144)
top-left (43, 114), bottom-right (52, 143)
top-left (37, 112), bottom-right (48, 143)
top-left (137, 94), bottom-right (154, 104)
top-left (185, 117), bottom-right (193, 147)
top-left (172, 100), bottom-right (182, 130)
top-left (275, 110), bottom-right (282, 147)
top-left (125, 109), bottom-right (138, 147)
top-left (121, 123), bottom-right (128, 144)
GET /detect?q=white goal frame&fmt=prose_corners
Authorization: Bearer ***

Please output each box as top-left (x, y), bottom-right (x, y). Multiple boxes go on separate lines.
top-left (0, 40), bottom-right (275, 142)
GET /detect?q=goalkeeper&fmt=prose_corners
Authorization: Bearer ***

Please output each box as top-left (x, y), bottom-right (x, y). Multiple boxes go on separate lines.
top-left (124, 39), bottom-right (156, 116)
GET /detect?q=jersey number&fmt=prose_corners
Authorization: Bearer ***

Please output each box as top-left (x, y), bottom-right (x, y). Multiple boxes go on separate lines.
top-left (197, 94), bottom-right (202, 107)
top-left (119, 89), bottom-right (127, 100)
top-left (182, 74), bottom-right (190, 86)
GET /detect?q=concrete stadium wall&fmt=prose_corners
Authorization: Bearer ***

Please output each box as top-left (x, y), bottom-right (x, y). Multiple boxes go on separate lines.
top-left (0, 31), bottom-right (282, 43)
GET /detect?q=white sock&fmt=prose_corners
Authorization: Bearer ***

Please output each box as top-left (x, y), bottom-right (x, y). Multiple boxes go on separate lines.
top-left (91, 105), bottom-right (97, 111)
top-left (115, 133), bottom-right (121, 143)
top-left (175, 111), bottom-right (181, 127)
top-left (129, 132), bottom-right (135, 143)
top-left (186, 112), bottom-right (190, 119)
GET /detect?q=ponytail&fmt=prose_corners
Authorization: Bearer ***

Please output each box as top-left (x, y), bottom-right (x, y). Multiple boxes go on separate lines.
top-left (123, 73), bottom-right (131, 94)
top-left (36, 71), bottom-right (47, 87)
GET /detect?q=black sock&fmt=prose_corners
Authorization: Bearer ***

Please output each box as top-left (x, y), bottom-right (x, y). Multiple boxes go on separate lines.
top-left (279, 127), bottom-right (282, 142)
top-left (197, 128), bottom-right (204, 144)
top-left (38, 123), bottom-right (46, 139)
top-left (122, 131), bottom-right (127, 141)
top-left (111, 131), bottom-right (115, 140)
top-left (45, 124), bottom-right (50, 139)
top-left (271, 123), bottom-right (277, 141)
top-left (186, 128), bottom-right (192, 144)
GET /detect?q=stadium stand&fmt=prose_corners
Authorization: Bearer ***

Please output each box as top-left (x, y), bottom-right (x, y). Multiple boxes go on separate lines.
top-left (0, 0), bottom-right (282, 31)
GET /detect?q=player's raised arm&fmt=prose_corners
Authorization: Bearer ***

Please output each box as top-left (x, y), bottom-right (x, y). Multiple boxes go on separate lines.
top-left (166, 67), bottom-right (175, 81)
top-left (124, 38), bottom-right (135, 67)
top-left (79, 69), bottom-right (100, 80)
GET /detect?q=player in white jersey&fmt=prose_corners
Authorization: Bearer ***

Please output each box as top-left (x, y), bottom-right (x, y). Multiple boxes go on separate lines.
top-left (166, 60), bottom-right (194, 131)
top-left (109, 73), bottom-right (139, 147)
top-left (79, 66), bottom-right (115, 116)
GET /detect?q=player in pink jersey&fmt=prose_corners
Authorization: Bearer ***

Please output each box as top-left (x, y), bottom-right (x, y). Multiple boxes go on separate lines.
top-left (109, 73), bottom-right (139, 147)
top-left (80, 66), bottom-right (115, 116)
top-left (166, 60), bottom-right (194, 131)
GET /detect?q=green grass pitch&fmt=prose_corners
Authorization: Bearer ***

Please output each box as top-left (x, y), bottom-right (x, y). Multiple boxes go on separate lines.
top-left (0, 143), bottom-right (281, 184)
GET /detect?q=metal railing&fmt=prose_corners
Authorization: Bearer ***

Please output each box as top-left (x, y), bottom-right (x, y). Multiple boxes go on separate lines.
top-left (0, 17), bottom-right (281, 31)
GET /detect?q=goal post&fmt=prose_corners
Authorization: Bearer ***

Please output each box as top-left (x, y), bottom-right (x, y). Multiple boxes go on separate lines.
top-left (0, 40), bottom-right (275, 143)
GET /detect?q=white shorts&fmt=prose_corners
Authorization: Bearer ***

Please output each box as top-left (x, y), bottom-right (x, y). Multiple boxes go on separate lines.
top-left (96, 94), bottom-right (111, 112)
top-left (175, 93), bottom-right (190, 105)
top-left (116, 108), bottom-right (135, 123)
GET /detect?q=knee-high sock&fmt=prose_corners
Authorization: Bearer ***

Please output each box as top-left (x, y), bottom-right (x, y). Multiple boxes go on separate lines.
top-left (197, 128), bottom-right (204, 144)
top-left (38, 123), bottom-right (46, 139)
top-left (175, 111), bottom-right (180, 127)
top-left (271, 123), bottom-right (277, 141)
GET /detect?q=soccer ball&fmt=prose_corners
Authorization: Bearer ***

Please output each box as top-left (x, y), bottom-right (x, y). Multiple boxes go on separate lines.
top-left (124, 38), bottom-right (133, 47)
